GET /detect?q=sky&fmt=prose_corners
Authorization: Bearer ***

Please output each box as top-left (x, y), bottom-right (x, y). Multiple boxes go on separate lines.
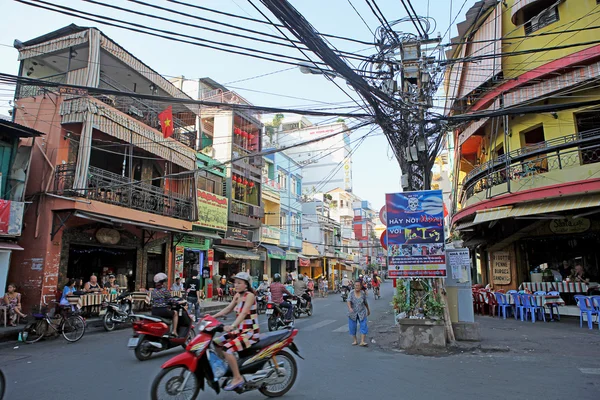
top-left (0, 0), bottom-right (476, 210)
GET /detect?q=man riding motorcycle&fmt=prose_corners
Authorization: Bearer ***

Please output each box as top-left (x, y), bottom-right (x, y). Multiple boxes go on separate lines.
top-left (341, 274), bottom-right (352, 292)
top-left (269, 273), bottom-right (293, 323)
top-left (293, 274), bottom-right (311, 309)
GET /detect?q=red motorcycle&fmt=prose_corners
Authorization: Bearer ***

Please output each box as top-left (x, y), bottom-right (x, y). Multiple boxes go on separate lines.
top-left (150, 315), bottom-right (302, 399)
top-left (128, 299), bottom-right (196, 361)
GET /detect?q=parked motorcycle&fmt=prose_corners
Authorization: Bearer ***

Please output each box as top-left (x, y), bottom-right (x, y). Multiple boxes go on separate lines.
top-left (128, 298), bottom-right (196, 361)
top-left (256, 290), bottom-right (267, 315)
top-left (266, 294), bottom-right (294, 332)
top-left (102, 291), bottom-right (135, 331)
top-left (293, 292), bottom-right (313, 318)
top-left (150, 314), bottom-right (302, 400)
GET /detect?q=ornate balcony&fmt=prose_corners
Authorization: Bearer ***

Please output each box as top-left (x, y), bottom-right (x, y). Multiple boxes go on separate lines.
top-left (459, 131), bottom-right (600, 207)
top-left (54, 163), bottom-right (194, 221)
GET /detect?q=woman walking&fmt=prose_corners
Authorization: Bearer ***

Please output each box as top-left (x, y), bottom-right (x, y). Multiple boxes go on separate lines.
top-left (347, 280), bottom-right (370, 346)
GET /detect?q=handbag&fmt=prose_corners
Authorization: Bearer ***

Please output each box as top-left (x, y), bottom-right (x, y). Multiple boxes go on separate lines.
top-left (207, 350), bottom-right (228, 381)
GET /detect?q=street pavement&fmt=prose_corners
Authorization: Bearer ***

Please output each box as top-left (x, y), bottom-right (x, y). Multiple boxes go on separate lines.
top-left (0, 282), bottom-right (598, 399)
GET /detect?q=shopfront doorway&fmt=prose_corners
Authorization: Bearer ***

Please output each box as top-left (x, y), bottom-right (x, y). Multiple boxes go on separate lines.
top-left (68, 244), bottom-right (137, 291)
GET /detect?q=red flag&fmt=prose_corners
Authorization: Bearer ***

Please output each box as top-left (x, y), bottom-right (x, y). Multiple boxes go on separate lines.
top-left (443, 202), bottom-right (449, 218)
top-left (158, 106), bottom-right (174, 138)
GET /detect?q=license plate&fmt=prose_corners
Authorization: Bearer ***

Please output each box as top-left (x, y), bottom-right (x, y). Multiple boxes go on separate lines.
top-left (128, 338), bottom-right (139, 348)
top-left (291, 300), bottom-right (297, 305)
top-left (266, 309), bottom-right (274, 314)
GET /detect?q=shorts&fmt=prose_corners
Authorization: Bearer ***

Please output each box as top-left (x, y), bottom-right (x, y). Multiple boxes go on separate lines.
top-left (151, 307), bottom-right (173, 319)
top-left (214, 330), bottom-right (259, 354)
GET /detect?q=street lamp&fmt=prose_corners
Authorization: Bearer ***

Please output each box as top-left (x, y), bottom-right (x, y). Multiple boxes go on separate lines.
top-left (298, 62), bottom-right (339, 80)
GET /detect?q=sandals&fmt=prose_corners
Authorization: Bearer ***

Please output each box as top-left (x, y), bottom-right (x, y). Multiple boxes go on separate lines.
top-left (359, 342), bottom-right (368, 347)
top-left (224, 380), bottom-right (244, 391)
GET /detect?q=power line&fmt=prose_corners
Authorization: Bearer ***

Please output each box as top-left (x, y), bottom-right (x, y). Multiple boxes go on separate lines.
top-left (347, 0), bottom-right (375, 36)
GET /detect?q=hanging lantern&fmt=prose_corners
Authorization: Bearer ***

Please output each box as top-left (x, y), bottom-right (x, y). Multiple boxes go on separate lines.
top-left (249, 181), bottom-right (255, 188)
top-left (249, 134), bottom-right (255, 140)
top-left (242, 131), bottom-right (248, 138)
top-left (234, 128), bottom-right (241, 135)
top-left (243, 179), bottom-right (248, 186)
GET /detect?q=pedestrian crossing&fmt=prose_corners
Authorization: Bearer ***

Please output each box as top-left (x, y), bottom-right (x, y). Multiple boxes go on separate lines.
top-left (258, 316), bottom-right (351, 334)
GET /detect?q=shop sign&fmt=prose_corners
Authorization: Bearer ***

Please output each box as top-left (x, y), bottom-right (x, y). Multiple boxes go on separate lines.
top-left (385, 190), bottom-right (446, 278)
top-left (549, 218), bottom-right (590, 234)
top-left (95, 228), bottom-right (121, 245)
top-left (299, 257), bottom-right (310, 267)
top-left (491, 251), bottom-right (511, 285)
top-left (175, 246), bottom-right (185, 278)
top-left (195, 189), bottom-right (228, 231)
top-left (261, 225), bottom-right (280, 241)
top-left (0, 200), bottom-right (24, 236)
top-left (226, 227), bottom-right (254, 242)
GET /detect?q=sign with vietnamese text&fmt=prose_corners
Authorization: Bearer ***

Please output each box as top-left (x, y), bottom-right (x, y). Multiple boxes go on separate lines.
top-left (226, 227), bottom-right (254, 242)
top-left (447, 248), bottom-right (470, 283)
top-left (385, 191), bottom-right (446, 278)
top-left (491, 251), bottom-right (511, 285)
top-left (195, 189), bottom-right (228, 231)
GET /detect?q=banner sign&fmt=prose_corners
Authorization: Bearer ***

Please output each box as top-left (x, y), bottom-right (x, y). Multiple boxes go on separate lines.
top-left (195, 189), bottom-right (228, 231)
top-left (385, 190), bottom-right (446, 278)
top-left (491, 251), bottom-right (511, 285)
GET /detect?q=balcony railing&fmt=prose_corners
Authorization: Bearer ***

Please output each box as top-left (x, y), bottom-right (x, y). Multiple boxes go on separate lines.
top-left (54, 163), bottom-right (194, 221)
top-left (263, 176), bottom-right (281, 191)
top-left (16, 73), bottom-right (66, 99)
top-left (231, 199), bottom-right (263, 219)
top-left (462, 142), bottom-right (600, 202)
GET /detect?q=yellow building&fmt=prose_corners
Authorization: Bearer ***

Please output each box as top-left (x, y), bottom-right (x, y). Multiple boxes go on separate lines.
top-left (447, 0), bottom-right (600, 289)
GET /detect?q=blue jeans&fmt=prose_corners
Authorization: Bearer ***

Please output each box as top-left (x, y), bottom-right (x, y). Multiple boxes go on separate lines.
top-left (278, 301), bottom-right (293, 320)
top-left (348, 317), bottom-right (368, 336)
top-left (187, 297), bottom-right (201, 320)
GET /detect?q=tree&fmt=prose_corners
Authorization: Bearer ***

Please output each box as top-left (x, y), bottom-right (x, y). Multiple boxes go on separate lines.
top-left (264, 113), bottom-right (284, 142)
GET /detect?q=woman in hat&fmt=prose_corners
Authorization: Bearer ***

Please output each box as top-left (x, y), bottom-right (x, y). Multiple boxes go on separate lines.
top-left (212, 272), bottom-right (260, 391)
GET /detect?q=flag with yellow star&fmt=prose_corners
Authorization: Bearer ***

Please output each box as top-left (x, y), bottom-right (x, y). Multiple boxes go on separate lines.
top-left (158, 106), bottom-right (174, 138)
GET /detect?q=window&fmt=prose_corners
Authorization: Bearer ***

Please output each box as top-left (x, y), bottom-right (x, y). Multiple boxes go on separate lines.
top-left (197, 173), bottom-right (222, 195)
top-left (522, 125), bottom-right (545, 147)
top-left (280, 211), bottom-right (287, 230)
top-left (524, 6), bottom-right (559, 35)
top-left (296, 213), bottom-right (302, 234)
top-left (340, 200), bottom-right (344, 208)
top-left (290, 176), bottom-right (297, 194)
top-left (278, 170), bottom-right (287, 189)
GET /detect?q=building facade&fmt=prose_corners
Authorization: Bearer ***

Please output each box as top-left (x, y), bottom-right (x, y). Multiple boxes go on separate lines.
top-left (447, 0), bottom-right (600, 288)
top-left (11, 25), bottom-right (202, 308)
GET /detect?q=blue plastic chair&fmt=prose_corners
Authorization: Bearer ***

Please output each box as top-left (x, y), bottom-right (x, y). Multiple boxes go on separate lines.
top-left (533, 291), bottom-right (546, 295)
top-left (591, 296), bottom-right (600, 324)
top-left (529, 295), bottom-right (546, 322)
top-left (494, 292), bottom-right (511, 319)
top-left (510, 292), bottom-right (524, 320)
top-left (546, 291), bottom-right (561, 321)
top-left (521, 294), bottom-right (544, 323)
top-left (574, 295), bottom-right (599, 330)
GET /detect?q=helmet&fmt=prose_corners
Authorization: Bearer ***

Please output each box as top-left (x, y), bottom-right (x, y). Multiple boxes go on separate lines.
top-left (153, 272), bottom-right (168, 283)
top-left (343, 274), bottom-right (348, 278)
top-left (273, 273), bottom-right (281, 282)
top-left (234, 271), bottom-right (252, 287)
top-left (298, 274), bottom-right (304, 280)
top-left (359, 274), bottom-right (363, 278)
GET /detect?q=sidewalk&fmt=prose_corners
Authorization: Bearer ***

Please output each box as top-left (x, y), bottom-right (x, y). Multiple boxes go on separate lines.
top-left (0, 300), bottom-right (229, 343)
top-left (368, 303), bottom-right (600, 357)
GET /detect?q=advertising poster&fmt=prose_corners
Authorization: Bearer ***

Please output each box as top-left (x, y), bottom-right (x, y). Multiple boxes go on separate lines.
top-left (385, 190), bottom-right (446, 278)
top-left (195, 189), bottom-right (228, 231)
top-left (491, 251), bottom-right (511, 285)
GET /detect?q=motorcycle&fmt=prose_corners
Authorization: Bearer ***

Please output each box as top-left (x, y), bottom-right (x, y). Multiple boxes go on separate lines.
top-left (102, 291), bottom-right (135, 331)
top-left (341, 286), bottom-right (350, 302)
top-left (256, 290), bottom-right (267, 315)
top-left (373, 286), bottom-right (381, 300)
top-left (293, 292), bottom-right (313, 318)
top-left (128, 298), bottom-right (196, 361)
top-left (150, 315), bottom-right (302, 400)
top-left (266, 294), bottom-right (294, 332)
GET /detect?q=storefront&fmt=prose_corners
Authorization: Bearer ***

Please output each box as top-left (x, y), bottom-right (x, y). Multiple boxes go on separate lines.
top-left (174, 230), bottom-right (221, 295)
top-left (261, 244), bottom-right (287, 280)
top-left (298, 256), bottom-right (311, 277)
top-left (285, 251), bottom-right (298, 278)
top-left (214, 245), bottom-right (263, 282)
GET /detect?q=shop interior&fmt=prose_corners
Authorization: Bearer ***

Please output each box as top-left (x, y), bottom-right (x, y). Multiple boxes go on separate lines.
top-left (68, 244), bottom-right (137, 291)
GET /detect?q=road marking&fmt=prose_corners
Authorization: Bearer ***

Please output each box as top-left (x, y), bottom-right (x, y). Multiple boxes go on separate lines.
top-left (579, 368), bottom-right (600, 375)
top-left (302, 319), bottom-right (337, 332)
top-left (332, 325), bottom-right (348, 333)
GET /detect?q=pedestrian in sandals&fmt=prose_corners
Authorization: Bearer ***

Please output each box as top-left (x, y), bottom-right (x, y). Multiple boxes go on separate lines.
top-left (347, 280), bottom-right (370, 346)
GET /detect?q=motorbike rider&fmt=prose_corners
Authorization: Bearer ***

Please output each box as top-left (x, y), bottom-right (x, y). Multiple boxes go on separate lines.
top-left (258, 279), bottom-right (269, 292)
top-left (269, 273), bottom-right (293, 322)
top-left (341, 274), bottom-right (352, 292)
top-left (293, 274), bottom-right (310, 308)
top-left (150, 273), bottom-right (179, 337)
top-left (212, 272), bottom-right (260, 391)
top-left (372, 272), bottom-right (381, 294)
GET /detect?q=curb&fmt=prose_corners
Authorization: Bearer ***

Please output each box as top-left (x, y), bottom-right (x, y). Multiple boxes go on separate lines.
top-left (0, 304), bottom-right (227, 345)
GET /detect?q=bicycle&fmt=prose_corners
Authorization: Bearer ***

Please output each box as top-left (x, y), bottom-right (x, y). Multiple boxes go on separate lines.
top-left (21, 302), bottom-right (86, 344)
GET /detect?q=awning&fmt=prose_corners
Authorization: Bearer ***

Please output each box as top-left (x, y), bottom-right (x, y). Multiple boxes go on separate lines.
top-left (0, 242), bottom-right (24, 251)
top-left (285, 251), bottom-right (299, 261)
top-left (260, 244), bottom-right (287, 260)
top-left (473, 206), bottom-right (513, 224)
top-left (186, 230), bottom-right (222, 240)
top-left (74, 211), bottom-right (193, 234)
top-left (509, 194), bottom-right (600, 218)
top-left (298, 256), bottom-right (310, 267)
top-left (214, 246), bottom-right (261, 261)
top-left (302, 241), bottom-right (320, 257)
top-left (454, 220), bottom-right (482, 230)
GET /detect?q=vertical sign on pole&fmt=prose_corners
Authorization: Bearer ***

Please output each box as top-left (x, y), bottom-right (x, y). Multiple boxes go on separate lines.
top-left (385, 190), bottom-right (446, 278)
top-left (207, 249), bottom-right (214, 300)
